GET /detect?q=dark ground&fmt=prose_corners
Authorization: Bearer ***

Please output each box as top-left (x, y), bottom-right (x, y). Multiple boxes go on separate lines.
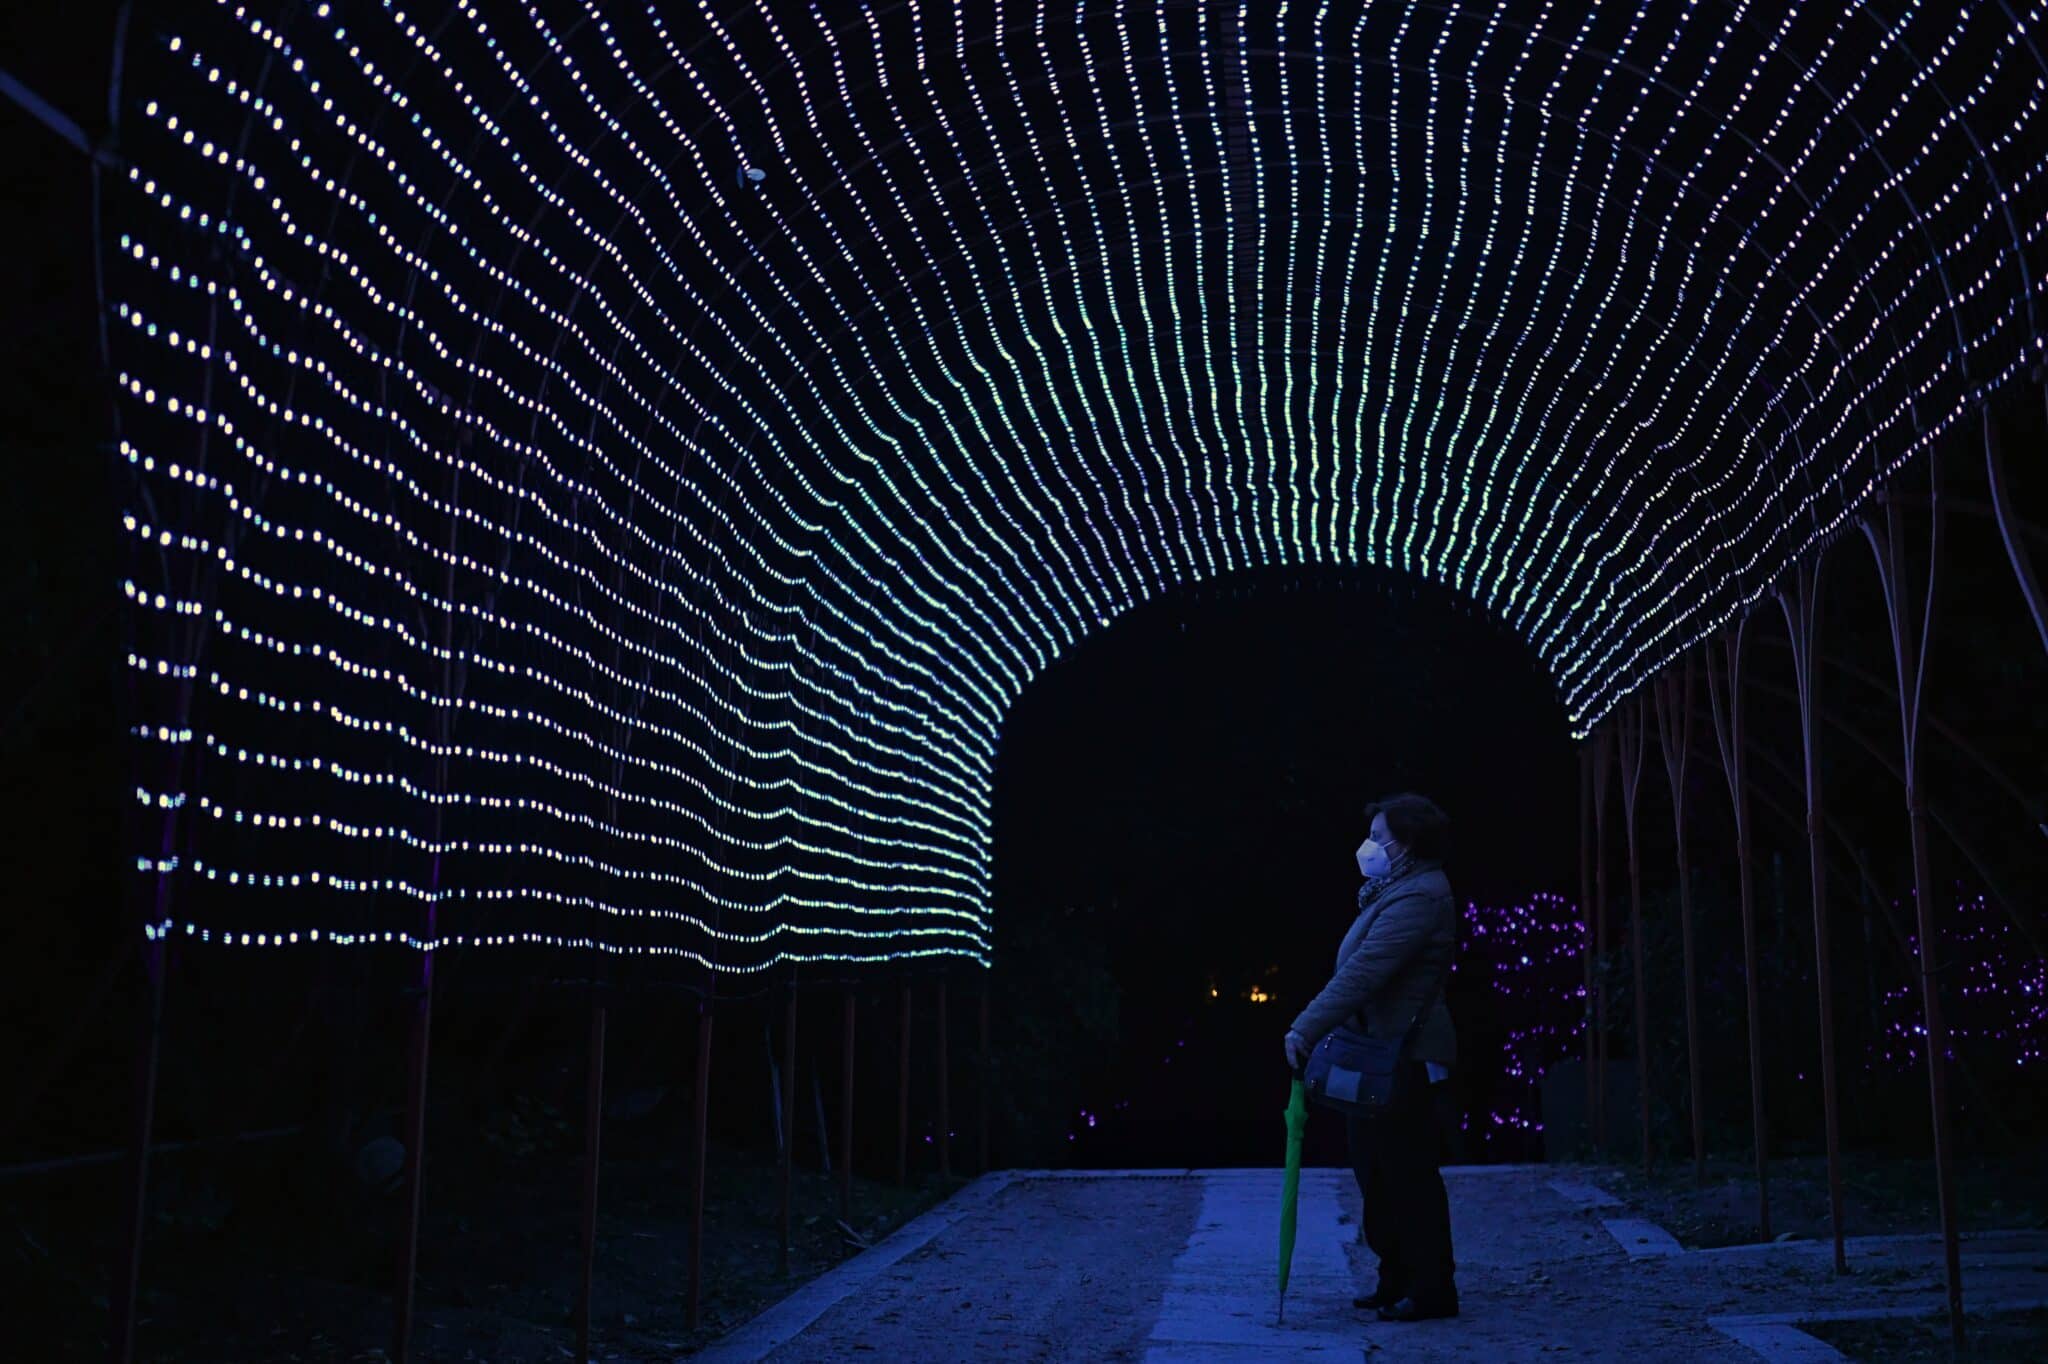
top-left (706, 1163), bottom-right (2048, 1361)
top-left (1592, 1154), bottom-right (2048, 1250)
top-left (757, 1175), bottom-right (1203, 1362)
top-left (1803, 1309), bottom-right (2048, 1363)
top-left (12, 1135), bottom-right (957, 1362)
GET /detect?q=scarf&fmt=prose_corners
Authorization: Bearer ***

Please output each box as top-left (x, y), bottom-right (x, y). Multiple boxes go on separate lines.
top-left (1354, 848), bottom-right (1417, 916)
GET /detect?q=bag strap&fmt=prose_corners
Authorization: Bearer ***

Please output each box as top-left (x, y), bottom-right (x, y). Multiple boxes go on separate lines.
top-left (1346, 945), bottom-right (1451, 1041)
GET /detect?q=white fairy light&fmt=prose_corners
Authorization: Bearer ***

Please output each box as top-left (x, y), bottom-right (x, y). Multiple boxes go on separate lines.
top-left (114, 0), bottom-right (2048, 972)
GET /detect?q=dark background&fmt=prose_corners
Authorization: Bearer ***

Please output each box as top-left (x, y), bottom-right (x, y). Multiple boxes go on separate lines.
top-left (3, 0), bottom-right (131, 1152)
top-left (992, 567), bottom-right (1575, 1168)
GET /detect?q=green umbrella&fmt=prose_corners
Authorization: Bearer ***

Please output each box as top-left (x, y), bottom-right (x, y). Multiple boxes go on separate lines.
top-left (1277, 1070), bottom-right (1309, 1324)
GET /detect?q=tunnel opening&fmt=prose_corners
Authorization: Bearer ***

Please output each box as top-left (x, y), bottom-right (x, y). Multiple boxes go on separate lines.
top-left (992, 563), bottom-right (1576, 1168)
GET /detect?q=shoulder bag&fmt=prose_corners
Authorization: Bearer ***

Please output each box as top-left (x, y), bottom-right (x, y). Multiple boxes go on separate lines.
top-left (1301, 957), bottom-right (1448, 1115)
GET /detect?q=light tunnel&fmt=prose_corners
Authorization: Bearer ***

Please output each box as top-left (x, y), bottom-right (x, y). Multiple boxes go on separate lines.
top-left (111, 0), bottom-right (2048, 976)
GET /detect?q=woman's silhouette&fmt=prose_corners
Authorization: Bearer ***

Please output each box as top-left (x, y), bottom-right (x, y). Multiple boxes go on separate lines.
top-left (1283, 793), bottom-right (1460, 1321)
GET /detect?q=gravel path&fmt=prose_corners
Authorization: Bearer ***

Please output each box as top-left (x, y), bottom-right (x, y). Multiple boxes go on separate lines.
top-left (1374, 1167), bottom-right (1761, 1359)
top-left (711, 1164), bottom-right (2048, 1361)
top-left (1409, 1168), bottom-right (2048, 1362)
top-left (758, 1174), bottom-right (1202, 1362)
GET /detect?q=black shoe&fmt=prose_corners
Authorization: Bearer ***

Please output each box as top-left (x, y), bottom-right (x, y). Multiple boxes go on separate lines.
top-left (1375, 1295), bottom-right (1459, 1322)
top-left (1352, 1286), bottom-right (1401, 1311)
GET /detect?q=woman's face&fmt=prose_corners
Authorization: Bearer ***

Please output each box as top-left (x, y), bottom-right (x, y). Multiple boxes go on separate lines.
top-left (1355, 813), bottom-right (1399, 873)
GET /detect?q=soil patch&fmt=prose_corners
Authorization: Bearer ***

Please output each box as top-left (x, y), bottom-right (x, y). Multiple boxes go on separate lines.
top-left (1802, 1307), bottom-right (2048, 1363)
top-left (1590, 1155), bottom-right (2048, 1249)
top-left (13, 1132), bottom-right (958, 1361)
top-left (761, 1174), bottom-right (1204, 1361)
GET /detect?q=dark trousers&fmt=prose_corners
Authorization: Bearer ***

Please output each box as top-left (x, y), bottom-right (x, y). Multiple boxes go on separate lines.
top-left (1345, 1061), bottom-right (1456, 1305)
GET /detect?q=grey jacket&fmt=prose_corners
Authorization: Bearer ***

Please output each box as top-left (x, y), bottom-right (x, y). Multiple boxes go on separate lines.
top-left (1289, 861), bottom-right (1457, 1068)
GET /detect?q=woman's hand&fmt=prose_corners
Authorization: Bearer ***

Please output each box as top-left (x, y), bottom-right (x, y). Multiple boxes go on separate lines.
top-left (1283, 1029), bottom-right (1309, 1071)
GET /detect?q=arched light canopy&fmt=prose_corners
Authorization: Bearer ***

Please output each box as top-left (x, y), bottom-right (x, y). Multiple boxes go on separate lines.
top-left (112, 0), bottom-right (2048, 973)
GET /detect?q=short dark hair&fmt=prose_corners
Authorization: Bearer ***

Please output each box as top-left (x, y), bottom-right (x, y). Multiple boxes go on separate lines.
top-left (1366, 792), bottom-right (1451, 862)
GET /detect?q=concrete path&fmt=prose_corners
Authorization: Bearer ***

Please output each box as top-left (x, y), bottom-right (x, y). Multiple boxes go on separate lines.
top-left (1145, 1168), bottom-right (1360, 1359)
top-left (701, 1165), bottom-right (2048, 1362)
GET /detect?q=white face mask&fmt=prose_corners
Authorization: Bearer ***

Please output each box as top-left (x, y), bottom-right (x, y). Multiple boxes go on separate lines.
top-left (1356, 836), bottom-right (1395, 879)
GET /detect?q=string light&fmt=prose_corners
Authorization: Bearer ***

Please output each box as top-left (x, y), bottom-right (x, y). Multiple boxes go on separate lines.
top-left (1868, 889), bottom-right (2046, 1072)
top-left (113, 2), bottom-right (2048, 972)
top-left (1460, 893), bottom-right (1587, 1148)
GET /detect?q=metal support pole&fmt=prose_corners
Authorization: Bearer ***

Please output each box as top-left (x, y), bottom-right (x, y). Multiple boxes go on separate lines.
top-left (1859, 855), bottom-right (1882, 1036)
top-left (397, 454), bottom-right (460, 1364)
top-left (778, 987), bottom-right (797, 1276)
top-left (1653, 658), bottom-right (1706, 1186)
top-left (896, 984), bottom-right (912, 1186)
top-left (110, 935), bottom-right (168, 1364)
top-left (1862, 467), bottom-right (1963, 1349)
top-left (811, 1066), bottom-right (832, 1176)
top-left (1751, 636), bottom-right (2048, 956)
top-left (392, 946), bottom-right (436, 1364)
top-left (1906, 791), bottom-right (1961, 1328)
top-left (1987, 402), bottom-right (2048, 658)
top-left (1578, 746), bottom-right (1596, 1153)
top-left (978, 985), bottom-right (991, 1175)
top-left (688, 1000), bottom-right (713, 1332)
top-left (1617, 699), bottom-right (1651, 1176)
top-left (577, 996), bottom-right (606, 1363)
top-left (936, 980), bottom-right (951, 1178)
top-left (1591, 727), bottom-right (1614, 1157)
top-left (839, 990), bottom-right (855, 1222)
top-left (1707, 620), bottom-right (1771, 1239)
top-left (1781, 561), bottom-right (1847, 1274)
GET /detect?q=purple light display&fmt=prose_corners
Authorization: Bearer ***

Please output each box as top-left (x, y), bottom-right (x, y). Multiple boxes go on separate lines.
top-left (1869, 889), bottom-right (2047, 1073)
top-left (1458, 893), bottom-right (1587, 1149)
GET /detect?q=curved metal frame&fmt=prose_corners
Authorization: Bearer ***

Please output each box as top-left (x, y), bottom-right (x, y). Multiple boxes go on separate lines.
top-left (1615, 696), bottom-right (1652, 1176)
top-left (1651, 655), bottom-right (1706, 1187)
top-left (1986, 401), bottom-right (2048, 660)
top-left (1778, 560), bottom-right (1847, 1275)
top-left (1590, 725), bottom-right (1615, 1157)
top-left (1859, 450), bottom-right (1965, 1349)
top-left (1704, 616), bottom-right (1771, 1241)
top-left (1578, 745), bottom-right (1597, 1152)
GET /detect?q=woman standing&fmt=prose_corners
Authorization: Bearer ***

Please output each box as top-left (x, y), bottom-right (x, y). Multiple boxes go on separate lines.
top-left (1282, 793), bottom-right (1459, 1322)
